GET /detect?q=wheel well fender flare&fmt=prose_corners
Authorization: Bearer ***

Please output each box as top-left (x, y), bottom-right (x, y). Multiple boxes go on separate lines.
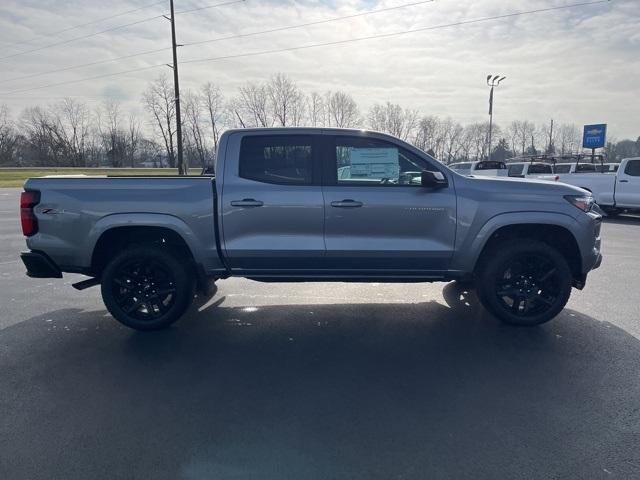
top-left (86, 213), bottom-right (203, 270)
top-left (454, 211), bottom-right (582, 273)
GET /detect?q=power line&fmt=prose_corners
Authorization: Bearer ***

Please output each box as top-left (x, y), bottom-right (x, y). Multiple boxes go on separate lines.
top-left (175, 0), bottom-right (245, 15)
top-left (0, 0), bottom-right (431, 85)
top-left (0, 0), bottom-right (245, 62)
top-left (0, 1), bottom-right (166, 49)
top-left (0, 47), bottom-right (170, 85)
top-left (0, 15), bottom-right (165, 62)
top-left (182, 0), bottom-right (435, 47)
top-left (0, 64), bottom-right (165, 95)
top-left (181, 0), bottom-right (611, 64)
top-left (0, 0), bottom-right (611, 96)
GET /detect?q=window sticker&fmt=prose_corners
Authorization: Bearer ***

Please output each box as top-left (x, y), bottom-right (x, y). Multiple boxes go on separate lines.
top-left (349, 148), bottom-right (399, 179)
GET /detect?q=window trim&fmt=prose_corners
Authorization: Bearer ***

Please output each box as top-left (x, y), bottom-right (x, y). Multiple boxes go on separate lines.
top-left (624, 160), bottom-right (640, 177)
top-left (323, 135), bottom-right (446, 188)
top-left (238, 134), bottom-right (321, 186)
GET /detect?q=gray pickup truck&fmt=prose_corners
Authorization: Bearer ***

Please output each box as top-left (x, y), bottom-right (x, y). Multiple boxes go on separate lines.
top-left (20, 128), bottom-right (602, 330)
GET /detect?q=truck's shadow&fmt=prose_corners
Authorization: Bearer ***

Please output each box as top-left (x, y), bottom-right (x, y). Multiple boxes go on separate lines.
top-left (1, 282), bottom-right (639, 480)
top-left (603, 213), bottom-right (640, 225)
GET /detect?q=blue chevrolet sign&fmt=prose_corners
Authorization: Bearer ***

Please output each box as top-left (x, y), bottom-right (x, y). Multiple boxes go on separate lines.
top-left (582, 124), bottom-right (607, 149)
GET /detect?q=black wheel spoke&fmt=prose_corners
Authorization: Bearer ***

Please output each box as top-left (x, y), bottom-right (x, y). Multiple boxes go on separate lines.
top-left (511, 298), bottom-right (521, 313)
top-left (124, 298), bottom-right (144, 314)
top-left (110, 257), bottom-right (177, 322)
top-left (494, 252), bottom-right (561, 318)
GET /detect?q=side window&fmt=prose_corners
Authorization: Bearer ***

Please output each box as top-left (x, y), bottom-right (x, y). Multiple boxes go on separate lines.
top-left (508, 164), bottom-right (524, 176)
top-left (239, 135), bottom-right (313, 185)
top-left (529, 164), bottom-right (553, 174)
top-left (624, 160), bottom-right (640, 176)
top-left (554, 165), bottom-right (571, 173)
top-left (334, 137), bottom-right (436, 186)
top-left (576, 163), bottom-right (596, 173)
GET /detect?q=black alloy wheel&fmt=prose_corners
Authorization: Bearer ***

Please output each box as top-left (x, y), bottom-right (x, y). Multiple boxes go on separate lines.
top-left (476, 240), bottom-right (572, 326)
top-left (101, 247), bottom-right (194, 331)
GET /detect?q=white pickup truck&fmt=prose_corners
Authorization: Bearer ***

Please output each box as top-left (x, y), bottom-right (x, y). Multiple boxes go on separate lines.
top-left (448, 161), bottom-right (508, 177)
top-left (555, 157), bottom-right (640, 214)
top-left (553, 162), bottom-right (598, 174)
top-left (506, 162), bottom-right (556, 179)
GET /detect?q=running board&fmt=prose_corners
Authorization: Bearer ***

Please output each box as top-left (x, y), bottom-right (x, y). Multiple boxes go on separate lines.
top-left (72, 277), bottom-right (101, 290)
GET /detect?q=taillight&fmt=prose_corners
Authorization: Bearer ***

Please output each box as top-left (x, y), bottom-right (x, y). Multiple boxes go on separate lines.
top-left (20, 190), bottom-right (40, 236)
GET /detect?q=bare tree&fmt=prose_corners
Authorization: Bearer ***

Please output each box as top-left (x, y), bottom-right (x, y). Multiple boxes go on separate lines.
top-left (182, 90), bottom-right (208, 168)
top-left (201, 82), bottom-right (225, 159)
top-left (142, 74), bottom-right (177, 168)
top-left (232, 82), bottom-right (271, 128)
top-left (96, 100), bottom-right (127, 167)
top-left (125, 114), bottom-right (141, 167)
top-left (20, 106), bottom-right (64, 166)
top-left (0, 105), bottom-right (18, 166)
top-left (307, 92), bottom-right (325, 127)
top-left (57, 98), bottom-right (91, 167)
top-left (367, 102), bottom-right (418, 141)
top-left (556, 123), bottom-right (581, 154)
top-left (442, 119), bottom-right (464, 163)
top-left (267, 73), bottom-right (306, 127)
top-left (325, 91), bottom-right (359, 128)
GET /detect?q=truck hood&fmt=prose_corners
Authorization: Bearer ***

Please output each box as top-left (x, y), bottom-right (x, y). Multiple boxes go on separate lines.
top-left (462, 174), bottom-right (588, 196)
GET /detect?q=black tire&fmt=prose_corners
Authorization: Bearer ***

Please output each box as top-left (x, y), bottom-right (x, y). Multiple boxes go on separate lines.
top-left (101, 246), bottom-right (195, 331)
top-left (475, 240), bottom-right (572, 326)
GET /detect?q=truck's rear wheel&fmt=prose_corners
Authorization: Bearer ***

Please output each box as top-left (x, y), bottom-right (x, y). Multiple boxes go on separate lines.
top-left (101, 246), bottom-right (194, 331)
top-left (476, 240), bottom-right (572, 326)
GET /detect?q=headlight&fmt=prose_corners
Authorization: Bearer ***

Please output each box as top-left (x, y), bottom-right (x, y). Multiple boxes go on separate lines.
top-left (564, 194), bottom-right (594, 212)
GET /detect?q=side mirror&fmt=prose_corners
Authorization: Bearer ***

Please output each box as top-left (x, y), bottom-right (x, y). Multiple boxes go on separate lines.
top-left (421, 170), bottom-right (448, 188)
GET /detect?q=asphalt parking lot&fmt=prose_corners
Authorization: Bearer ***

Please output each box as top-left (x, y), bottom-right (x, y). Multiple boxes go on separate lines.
top-left (1, 187), bottom-right (639, 479)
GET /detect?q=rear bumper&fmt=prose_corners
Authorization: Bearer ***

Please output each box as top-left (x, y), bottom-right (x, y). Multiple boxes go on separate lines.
top-left (20, 251), bottom-right (62, 278)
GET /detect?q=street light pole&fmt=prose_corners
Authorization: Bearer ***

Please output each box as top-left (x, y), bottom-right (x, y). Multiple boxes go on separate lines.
top-left (486, 74), bottom-right (506, 161)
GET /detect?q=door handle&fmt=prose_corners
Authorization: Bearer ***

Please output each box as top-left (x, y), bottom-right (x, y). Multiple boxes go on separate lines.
top-left (231, 199), bottom-right (264, 207)
top-left (619, 179), bottom-right (629, 183)
top-left (331, 199), bottom-right (363, 208)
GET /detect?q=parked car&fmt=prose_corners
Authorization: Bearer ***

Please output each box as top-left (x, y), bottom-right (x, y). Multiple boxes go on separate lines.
top-left (448, 161), bottom-right (508, 177)
top-left (506, 162), bottom-right (556, 179)
top-left (20, 128), bottom-right (602, 330)
top-left (553, 157), bottom-right (640, 215)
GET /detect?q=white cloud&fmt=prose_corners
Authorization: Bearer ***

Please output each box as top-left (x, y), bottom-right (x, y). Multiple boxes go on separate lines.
top-left (0, 0), bottom-right (637, 138)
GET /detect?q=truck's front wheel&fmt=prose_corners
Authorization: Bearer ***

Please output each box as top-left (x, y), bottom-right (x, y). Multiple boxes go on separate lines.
top-left (101, 246), bottom-right (194, 331)
top-left (476, 240), bottom-right (572, 326)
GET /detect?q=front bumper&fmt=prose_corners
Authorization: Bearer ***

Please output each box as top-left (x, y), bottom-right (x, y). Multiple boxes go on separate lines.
top-left (20, 251), bottom-right (62, 278)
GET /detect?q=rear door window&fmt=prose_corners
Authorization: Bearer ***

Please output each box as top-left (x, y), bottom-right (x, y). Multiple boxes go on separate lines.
top-left (529, 164), bottom-right (553, 174)
top-left (576, 163), bottom-right (596, 173)
top-left (476, 161), bottom-right (506, 170)
top-left (239, 135), bottom-right (314, 185)
top-left (508, 164), bottom-right (524, 176)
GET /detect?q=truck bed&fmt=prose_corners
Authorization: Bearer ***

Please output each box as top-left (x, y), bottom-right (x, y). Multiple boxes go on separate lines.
top-left (23, 176), bottom-right (224, 274)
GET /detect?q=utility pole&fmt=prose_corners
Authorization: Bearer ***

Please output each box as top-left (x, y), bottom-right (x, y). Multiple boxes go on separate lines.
top-left (486, 74), bottom-right (506, 161)
top-left (166, 0), bottom-right (185, 175)
top-left (547, 118), bottom-right (554, 154)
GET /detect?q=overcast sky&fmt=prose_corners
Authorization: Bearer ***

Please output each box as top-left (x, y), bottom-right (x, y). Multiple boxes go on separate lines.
top-left (0, 0), bottom-right (638, 139)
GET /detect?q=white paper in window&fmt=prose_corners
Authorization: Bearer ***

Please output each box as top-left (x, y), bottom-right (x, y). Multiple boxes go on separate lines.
top-left (349, 148), bottom-right (399, 179)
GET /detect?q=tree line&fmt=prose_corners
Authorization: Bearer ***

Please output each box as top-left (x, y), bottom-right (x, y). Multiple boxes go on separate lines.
top-left (1, 72), bottom-right (638, 170)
